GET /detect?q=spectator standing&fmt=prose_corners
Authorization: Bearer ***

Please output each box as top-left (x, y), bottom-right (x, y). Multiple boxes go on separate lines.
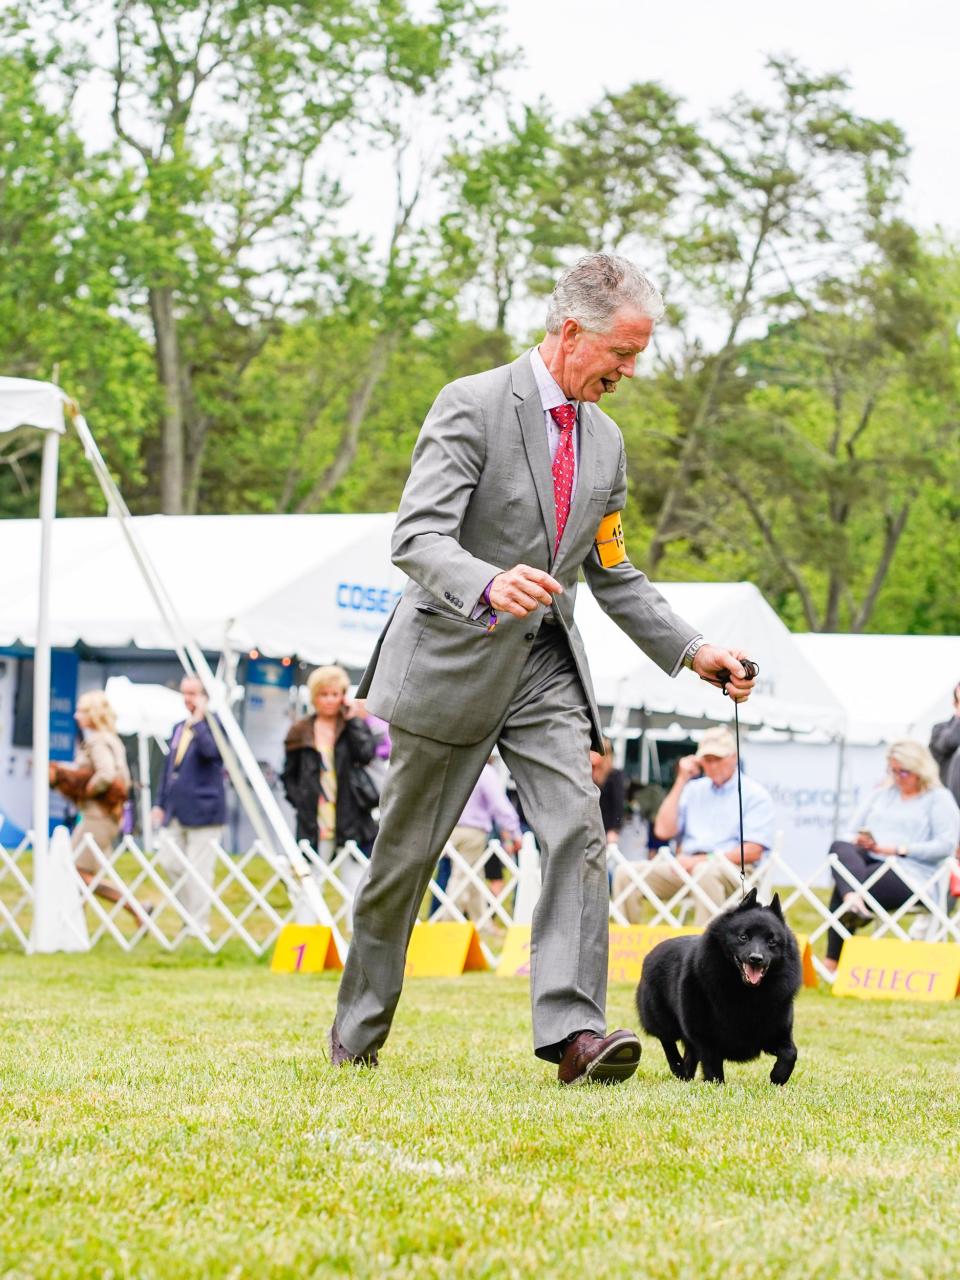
top-left (50, 689), bottom-right (144, 925)
top-left (152, 675), bottom-right (227, 933)
top-left (591, 737), bottom-right (625, 844)
top-left (281, 666), bottom-right (377, 889)
top-left (611, 726), bottom-right (774, 925)
top-left (929, 683), bottom-right (960, 809)
top-left (823, 739), bottom-right (960, 971)
top-left (437, 759), bottom-right (522, 922)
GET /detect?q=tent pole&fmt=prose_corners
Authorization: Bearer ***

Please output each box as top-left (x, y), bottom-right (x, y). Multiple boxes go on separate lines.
top-left (31, 428), bottom-right (60, 867)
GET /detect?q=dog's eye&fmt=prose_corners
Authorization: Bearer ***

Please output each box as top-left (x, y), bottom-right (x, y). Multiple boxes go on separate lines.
top-left (738, 933), bottom-right (748, 942)
top-left (768, 936), bottom-right (780, 947)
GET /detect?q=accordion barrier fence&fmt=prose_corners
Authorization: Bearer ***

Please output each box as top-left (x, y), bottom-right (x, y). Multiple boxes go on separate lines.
top-left (2, 827), bottom-right (958, 985)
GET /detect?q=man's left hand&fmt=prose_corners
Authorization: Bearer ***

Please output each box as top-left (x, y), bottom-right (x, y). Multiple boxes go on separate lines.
top-left (691, 645), bottom-right (757, 704)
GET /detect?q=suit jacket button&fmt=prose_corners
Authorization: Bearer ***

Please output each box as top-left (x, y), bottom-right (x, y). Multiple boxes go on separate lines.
top-left (524, 631), bottom-right (535, 641)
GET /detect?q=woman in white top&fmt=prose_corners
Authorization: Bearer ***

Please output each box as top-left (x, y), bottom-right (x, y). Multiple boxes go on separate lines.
top-left (824, 739), bottom-right (960, 971)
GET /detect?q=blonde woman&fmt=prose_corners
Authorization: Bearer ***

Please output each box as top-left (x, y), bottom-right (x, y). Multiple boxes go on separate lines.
top-left (281, 666), bottom-right (378, 860)
top-left (823, 739), bottom-right (960, 971)
top-left (49, 689), bottom-right (146, 925)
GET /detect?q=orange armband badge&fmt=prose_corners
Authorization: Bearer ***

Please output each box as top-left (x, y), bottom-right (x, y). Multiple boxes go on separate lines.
top-left (594, 511), bottom-right (626, 567)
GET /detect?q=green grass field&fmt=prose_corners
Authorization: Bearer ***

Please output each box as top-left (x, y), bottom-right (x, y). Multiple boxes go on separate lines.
top-left (2, 945), bottom-right (960, 1279)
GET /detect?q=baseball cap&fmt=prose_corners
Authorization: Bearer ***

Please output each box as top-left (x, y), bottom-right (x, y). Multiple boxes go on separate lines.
top-left (696, 726), bottom-right (736, 759)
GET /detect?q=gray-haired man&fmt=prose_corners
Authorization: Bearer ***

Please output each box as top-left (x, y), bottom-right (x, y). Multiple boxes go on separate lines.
top-left (331, 253), bottom-right (756, 1084)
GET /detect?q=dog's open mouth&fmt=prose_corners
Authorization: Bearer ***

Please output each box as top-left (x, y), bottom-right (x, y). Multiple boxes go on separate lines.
top-left (739, 961), bottom-right (768, 986)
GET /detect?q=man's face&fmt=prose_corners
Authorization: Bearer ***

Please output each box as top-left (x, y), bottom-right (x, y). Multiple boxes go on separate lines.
top-left (181, 679), bottom-right (203, 715)
top-left (699, 753), bottom-right (737, 786)
top-left (560, 306), bottom-right (655, 403)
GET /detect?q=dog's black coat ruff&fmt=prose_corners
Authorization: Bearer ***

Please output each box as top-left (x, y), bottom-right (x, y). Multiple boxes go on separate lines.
top-left (636, 888), bottom-right (802, 1085)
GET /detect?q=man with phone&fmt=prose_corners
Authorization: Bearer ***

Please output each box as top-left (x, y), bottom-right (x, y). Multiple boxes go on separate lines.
top-left (612, 726), bottom-right (774, 924)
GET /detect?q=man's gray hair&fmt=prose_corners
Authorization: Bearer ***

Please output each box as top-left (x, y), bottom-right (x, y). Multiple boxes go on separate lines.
top-left (545, 253), bottom-right (665, 334)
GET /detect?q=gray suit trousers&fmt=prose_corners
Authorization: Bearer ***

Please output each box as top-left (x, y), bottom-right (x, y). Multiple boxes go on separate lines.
top-left (335, 625), bottom-right (609, 1061)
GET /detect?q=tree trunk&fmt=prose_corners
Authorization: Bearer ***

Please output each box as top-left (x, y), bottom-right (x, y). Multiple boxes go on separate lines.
top-left (149, 285), bottom-right (185, 514)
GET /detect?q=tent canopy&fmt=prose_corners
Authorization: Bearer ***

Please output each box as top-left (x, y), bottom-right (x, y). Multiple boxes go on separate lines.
top-left (794, 633), bottom-right (960, 745)
top-left (0, 377), bottom-right (67, 436)
top-left (2, 513), bottom-right (846, 734)
top-left (0, 513), bottom-right (400, 667)
top-left (574, 581), bottom-right (844, 734)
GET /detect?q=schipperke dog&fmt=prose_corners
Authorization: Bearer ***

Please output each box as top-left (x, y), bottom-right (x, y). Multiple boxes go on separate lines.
top-left (636, 888), bottom-right (801, 1085)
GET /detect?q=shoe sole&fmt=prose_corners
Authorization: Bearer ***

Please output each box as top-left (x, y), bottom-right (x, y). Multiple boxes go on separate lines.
top-left (570, 1040), bottom-right (642, 1086)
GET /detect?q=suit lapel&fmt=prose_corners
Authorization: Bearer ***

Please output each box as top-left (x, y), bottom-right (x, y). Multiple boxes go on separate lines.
top-left (512, 354), bottom-right (557, 557)
top-left (553, 402), bottom-right (597, 574)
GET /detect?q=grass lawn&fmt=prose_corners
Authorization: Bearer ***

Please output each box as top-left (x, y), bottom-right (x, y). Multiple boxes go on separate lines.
top-left (2, 944), bottom-right (960, 1279)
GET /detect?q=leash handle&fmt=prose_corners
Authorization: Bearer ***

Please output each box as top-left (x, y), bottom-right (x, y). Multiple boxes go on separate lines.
top-left (717, 658), bottom-right (759, 899)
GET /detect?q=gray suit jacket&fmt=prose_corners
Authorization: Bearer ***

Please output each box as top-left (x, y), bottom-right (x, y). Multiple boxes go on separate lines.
top-left (358, 350), bottom-right (698, 747)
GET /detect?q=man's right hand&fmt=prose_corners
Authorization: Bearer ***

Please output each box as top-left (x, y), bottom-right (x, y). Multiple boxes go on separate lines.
top-left (675, 755), bottom-right (702, 783)
top-left (488, 565), bottom-right (563, 618)
top-left (150, 806), bottom-right (165, 828)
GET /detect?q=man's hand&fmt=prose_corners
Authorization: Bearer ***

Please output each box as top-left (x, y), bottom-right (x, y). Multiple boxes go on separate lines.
top-left (150, 806), bottom-right (165, 828)
top-left (675, 755), bottom-right (702, 784)
top-left (691, 645), bottom-right (757, 704)
top-left (488, 565), bottom-right (562, 618)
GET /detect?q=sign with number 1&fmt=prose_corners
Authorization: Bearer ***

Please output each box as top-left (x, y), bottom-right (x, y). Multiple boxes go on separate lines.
top-left (270, 925), bottom-right (342, 974)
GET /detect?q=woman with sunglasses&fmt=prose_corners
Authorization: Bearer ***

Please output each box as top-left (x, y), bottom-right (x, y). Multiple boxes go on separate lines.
top-left (823, 739), bottom-right (960, 972)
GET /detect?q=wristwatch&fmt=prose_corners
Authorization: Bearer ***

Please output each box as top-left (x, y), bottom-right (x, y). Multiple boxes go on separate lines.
top-left (897, 845), bottom-right (908, 857)
top-left (683, 636), bottom-right (706, 670)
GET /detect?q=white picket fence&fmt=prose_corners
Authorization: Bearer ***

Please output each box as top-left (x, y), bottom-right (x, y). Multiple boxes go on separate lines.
top-left (2, 828), bottom-right (958, 980)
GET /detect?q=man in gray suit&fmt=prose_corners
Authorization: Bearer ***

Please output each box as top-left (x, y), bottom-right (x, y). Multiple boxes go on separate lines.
top-left (331, 253), bottom-right (756, 1084)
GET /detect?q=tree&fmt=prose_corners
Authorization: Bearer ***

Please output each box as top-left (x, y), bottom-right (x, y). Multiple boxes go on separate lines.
top-left (664, 233), bottom-right (960, 631)
top-left (643, 56), bottom-right (909, 573)
top-left (0, 51), bottom-right (155, 515)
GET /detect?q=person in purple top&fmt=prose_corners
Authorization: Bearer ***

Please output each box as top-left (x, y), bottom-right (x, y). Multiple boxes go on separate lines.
top-left (436, 759), bottom-right (522, 922)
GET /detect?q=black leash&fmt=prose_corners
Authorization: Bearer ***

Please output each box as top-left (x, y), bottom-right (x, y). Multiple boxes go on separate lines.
top-left (718, 659), bottom-right (759, 899)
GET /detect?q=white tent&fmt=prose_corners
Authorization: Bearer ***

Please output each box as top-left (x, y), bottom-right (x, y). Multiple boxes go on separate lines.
top-left (0, 377), bottom-right (68, 869)
top-left (0, 512), bottom-right (401, 666)
top-left (0, 379), bottom-right (343, 953)
top-left (0, 513), bottom-right (844, 735)
top-left (794, 633), bottom-right (960, 745)
top-left (574, 581), bottom-right (844, 734)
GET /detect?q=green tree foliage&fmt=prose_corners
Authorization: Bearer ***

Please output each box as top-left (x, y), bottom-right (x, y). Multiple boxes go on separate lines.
top-left (1, 24), bottom-right (957, 635)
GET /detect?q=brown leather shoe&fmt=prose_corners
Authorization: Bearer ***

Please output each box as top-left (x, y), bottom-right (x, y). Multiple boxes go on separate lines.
top-left (557, 1029), bottom-right (641, 1086)
top-left (329, 1024), bottom-right (378, 1068)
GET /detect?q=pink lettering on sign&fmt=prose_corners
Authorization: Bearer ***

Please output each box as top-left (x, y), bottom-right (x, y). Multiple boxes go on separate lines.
top-left (905, 970), bottom-right (938, 995)
top-left (293, 943), bottom-right (307, 972)
top-left (848, 964), bottom-right (939, 994)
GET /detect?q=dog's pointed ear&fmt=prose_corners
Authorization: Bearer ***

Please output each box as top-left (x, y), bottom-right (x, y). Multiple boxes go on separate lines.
top-left (768, 892), bottom-right (784, 920)
top-left (735, 887), bottom-right (758, 911)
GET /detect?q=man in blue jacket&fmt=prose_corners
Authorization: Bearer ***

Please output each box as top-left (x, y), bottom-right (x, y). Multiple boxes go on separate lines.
top-left (152, 675), bottom-right (227, 932)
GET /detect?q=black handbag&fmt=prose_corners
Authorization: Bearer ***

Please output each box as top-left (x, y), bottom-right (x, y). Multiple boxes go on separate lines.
top-left (348, 762), bottom-right (381, 811)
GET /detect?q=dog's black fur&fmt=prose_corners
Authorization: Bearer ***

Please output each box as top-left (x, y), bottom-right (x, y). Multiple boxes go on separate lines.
top-left (636, 888), bottom-right (801, 1085)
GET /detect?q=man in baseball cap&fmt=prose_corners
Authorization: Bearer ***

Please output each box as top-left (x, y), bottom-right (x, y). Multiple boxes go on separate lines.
top-left (611, 725), bottom-right (774, 924)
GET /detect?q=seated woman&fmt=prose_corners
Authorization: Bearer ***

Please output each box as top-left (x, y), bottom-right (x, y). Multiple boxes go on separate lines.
top-left (824, 739), bottom-right (960, 972)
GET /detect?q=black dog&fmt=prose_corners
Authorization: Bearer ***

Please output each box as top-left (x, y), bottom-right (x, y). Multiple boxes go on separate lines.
top-left (636, 888), bottom-right (801, 1085)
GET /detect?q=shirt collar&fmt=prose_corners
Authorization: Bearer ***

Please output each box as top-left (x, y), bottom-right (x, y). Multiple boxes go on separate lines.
top-left (710, 773), bottom-right (738, 794)
top-left (530, 346), bottom-right (577, 416)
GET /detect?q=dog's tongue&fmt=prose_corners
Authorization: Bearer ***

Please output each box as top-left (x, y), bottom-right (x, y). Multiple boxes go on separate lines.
top-left (743, 963), bottom-right (765, 986)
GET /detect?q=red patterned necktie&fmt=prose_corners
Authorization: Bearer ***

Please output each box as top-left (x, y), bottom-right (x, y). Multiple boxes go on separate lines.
top-left (550, 403), bottom-right (576, 554)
